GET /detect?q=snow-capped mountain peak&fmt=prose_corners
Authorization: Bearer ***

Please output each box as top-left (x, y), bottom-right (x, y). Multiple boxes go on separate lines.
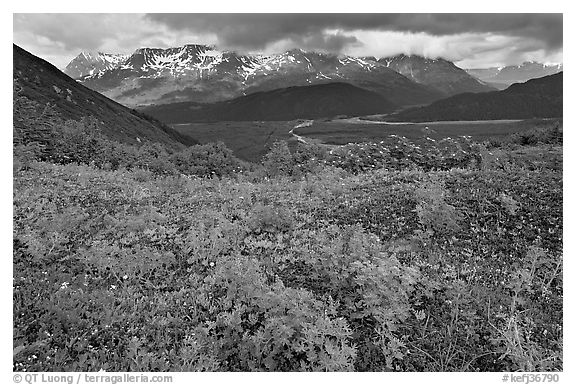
top-left (64, 51), bottom-right (129, 79)
top-left (376, 54), bottom-right (495, 96)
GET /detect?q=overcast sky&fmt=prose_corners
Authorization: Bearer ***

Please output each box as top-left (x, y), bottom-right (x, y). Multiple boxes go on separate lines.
top-left (13, 13), bottom-right (563, 69)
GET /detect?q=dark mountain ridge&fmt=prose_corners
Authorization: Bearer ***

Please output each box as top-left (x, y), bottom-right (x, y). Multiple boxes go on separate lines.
top-left (388, 72), bottom-right (563, 122)
top-left (141, 82), bottom-right (397, 123)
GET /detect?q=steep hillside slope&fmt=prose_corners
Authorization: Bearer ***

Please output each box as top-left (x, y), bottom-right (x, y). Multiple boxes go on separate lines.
top-left (13, 44), bottom-right (196, 148)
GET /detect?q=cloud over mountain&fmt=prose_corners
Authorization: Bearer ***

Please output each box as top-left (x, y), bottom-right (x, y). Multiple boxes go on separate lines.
top-left (13, 13), bottom-right (563, 70)
top-left (146, 13), bottom-right (562, 52)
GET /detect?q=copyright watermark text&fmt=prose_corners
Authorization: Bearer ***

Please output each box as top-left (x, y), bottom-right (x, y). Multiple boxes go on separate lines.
top-left (501, 373), bottom-right (560, 383)
top-left (13, 373), bottom-right (173, 384)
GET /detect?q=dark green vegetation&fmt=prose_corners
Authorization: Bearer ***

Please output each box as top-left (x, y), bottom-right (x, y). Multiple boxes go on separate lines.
top-left (13, 113), bottom-right (249, 179)
top-left (172, 121), bottom-right (296, 162)
top-left (13, 44), bottom-right (196, 148)
top-left (294, 119), bottom-right (563, 146)
top-left (171, 118), bottom-right (561, 163)
top-left (141, 83), bottom-right (397, 123)
top-left (14, 112), bottom-right (562, 371)
top-left (389, 73), bottom-right (562, 122)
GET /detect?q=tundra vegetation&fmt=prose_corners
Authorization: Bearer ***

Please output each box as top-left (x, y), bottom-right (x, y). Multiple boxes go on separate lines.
top-left (13, 99), bottom-right (562, 372)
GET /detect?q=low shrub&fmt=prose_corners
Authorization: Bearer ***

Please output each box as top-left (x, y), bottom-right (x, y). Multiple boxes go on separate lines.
top-left (261, 141), bottom-right (296, 178)
top-left (13, 130), bottom-right (562, 372)
top-left (171, 142), bottom-right (247, 178)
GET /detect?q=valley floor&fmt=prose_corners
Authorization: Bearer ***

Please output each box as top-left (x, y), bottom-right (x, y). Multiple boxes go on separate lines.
top-left (294, 118), bottom-right (562, 146)
top-left (172, 118), bottom-right (561, 161)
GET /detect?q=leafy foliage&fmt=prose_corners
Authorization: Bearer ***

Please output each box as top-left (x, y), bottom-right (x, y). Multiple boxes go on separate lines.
top-left (13, 101), bottom-right (248, 178)
top-left (323, 135), bottom-right (484, 173)
top-left (170, 142), bottom-right (247, 178)
top-left (13, 123), bottom-right (562, 372)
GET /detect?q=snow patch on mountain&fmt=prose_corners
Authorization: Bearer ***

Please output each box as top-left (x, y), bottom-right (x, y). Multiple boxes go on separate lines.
top-left (68, 44), bottom-right (502, 106)
top-left (65, 52), bottom-right (129, 79)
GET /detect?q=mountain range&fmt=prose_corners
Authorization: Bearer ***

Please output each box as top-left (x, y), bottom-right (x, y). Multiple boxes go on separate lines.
top-left (466, 62), bottom-right (563, 89)
top-left (64, 44), bottom-right (498, 108)
top-left (388, 72), bottom-right (563, 122)
top-left (13, 44), bottom-right (196, 148)
top-left (16, 42), bottom-right (563, 134)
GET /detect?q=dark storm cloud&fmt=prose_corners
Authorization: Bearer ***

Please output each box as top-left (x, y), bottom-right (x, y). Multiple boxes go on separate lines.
top-left (13, 13), bottom-right (563, 69)
top-left (146, 13), bottom-right (563, 52)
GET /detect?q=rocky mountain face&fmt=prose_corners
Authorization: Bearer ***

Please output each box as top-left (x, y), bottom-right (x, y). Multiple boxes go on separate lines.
top-left (71, 45), bottom-right (451, 107)
top-left (64, 52), bottom-right (129, 79)
top-left (466, 62), bottom-right (563, 89)
top-left (14, 44), bottom-right (196, 148)
top-left (378, 54), bottom-right (495, 95)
